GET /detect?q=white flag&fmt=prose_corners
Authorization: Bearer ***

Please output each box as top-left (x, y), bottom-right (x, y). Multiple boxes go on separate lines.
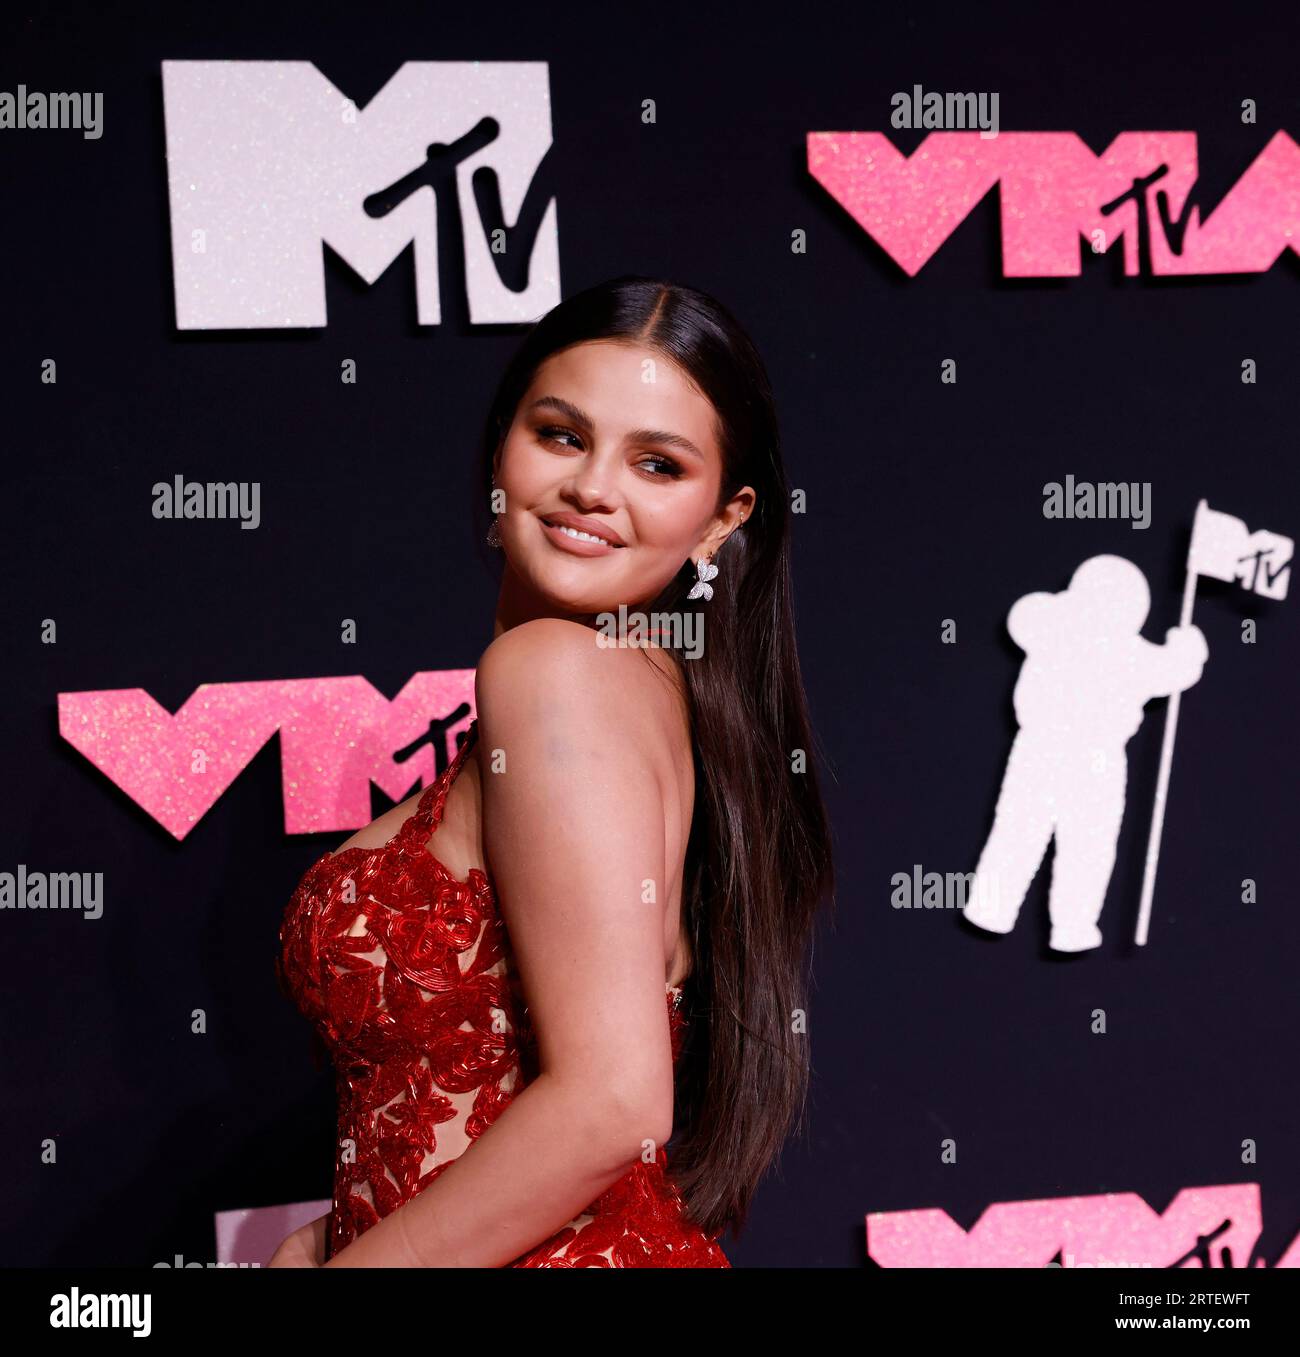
top-left (1187, 500), bottom-right (1292, 601)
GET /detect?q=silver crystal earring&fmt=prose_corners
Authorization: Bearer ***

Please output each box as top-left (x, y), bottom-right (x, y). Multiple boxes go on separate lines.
top-left (687, 554), bottom-right (719, 602)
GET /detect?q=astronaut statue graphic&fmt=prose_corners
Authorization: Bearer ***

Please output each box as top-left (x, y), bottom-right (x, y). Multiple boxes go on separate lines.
top-left (963, 555), bottom-right (1209, 952)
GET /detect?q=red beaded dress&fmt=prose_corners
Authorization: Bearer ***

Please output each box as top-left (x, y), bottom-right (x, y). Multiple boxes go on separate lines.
top-left (277, 717), bottom-right (730, 1267)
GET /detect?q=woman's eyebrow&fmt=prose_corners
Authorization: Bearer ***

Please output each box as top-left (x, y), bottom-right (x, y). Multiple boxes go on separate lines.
top-left (528, 394), bottom-right (592, 428)
top-left (627, 427), bottom-right (704, 461)
top-left (527, 395), bottom-right (704, 462)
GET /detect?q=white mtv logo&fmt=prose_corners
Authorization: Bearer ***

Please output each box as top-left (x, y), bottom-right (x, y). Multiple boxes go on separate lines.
top-left (161, 60), bottom-right (560, 329)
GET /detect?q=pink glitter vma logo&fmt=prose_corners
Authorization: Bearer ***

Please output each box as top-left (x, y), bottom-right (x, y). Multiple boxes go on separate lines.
top-left (58, 673), bottom-right (476, 841)
top-left (867, 1183), bottom-right (1300, 1268)
top-left (807, 130), bottom-right (1299, 277)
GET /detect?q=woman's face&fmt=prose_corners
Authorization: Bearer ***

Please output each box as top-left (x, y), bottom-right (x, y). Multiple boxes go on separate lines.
top-left (493, 339), bottom-right (754, 618)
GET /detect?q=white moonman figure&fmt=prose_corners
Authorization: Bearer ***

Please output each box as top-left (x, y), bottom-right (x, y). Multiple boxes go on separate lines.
top-left (963, 555), bottom-right (1208, 951)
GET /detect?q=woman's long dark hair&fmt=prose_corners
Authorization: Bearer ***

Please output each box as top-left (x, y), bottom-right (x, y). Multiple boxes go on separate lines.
top-left (473, 276), bottom-right (836, 1241)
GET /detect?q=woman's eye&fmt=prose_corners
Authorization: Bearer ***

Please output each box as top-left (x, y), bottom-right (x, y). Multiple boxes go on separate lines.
top-left (537, 427), bottom-right (681, 479)
top-left (538, 426), bottom-right (581, 449)
top-left (639, 455), bottom-right (683, 479)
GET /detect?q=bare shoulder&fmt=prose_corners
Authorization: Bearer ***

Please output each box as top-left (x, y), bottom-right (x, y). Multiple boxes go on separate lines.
top-left (475, 618), bottom-right (688, 756)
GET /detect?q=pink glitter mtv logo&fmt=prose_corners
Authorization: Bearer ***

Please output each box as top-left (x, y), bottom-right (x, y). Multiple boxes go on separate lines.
top-left (808, 130), bottom-right (1300, 278)
top-left (58, 671), bottom-right (476, 841)
top-left (867, 1183), bottom-right (1300, 1268)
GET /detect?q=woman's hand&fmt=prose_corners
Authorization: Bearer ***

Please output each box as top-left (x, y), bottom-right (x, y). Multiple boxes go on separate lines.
top-left (265, 1214), bottom-right (328, 1268)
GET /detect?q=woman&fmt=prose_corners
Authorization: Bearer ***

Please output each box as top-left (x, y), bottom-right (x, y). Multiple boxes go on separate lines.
top-left (272, 276), bottom-right (835, 1267)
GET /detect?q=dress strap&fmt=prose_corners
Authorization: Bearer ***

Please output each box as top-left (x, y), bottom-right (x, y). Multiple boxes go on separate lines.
top-left (402, 719), bottom-right (479, 842)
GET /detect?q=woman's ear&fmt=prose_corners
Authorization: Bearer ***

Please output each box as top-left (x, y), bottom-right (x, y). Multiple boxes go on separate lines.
top-left (702, 487), bottom-right (756, 556)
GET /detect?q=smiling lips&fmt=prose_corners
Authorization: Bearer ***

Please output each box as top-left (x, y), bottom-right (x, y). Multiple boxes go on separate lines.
top-left (539, 511), bottom-right (626, 555)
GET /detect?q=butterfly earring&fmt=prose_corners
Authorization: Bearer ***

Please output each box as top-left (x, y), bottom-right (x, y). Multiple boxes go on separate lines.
top-left (687, 555), bottom-right (719, 602)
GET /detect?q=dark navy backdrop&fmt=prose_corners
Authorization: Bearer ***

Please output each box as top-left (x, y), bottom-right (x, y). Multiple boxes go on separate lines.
top-left (2, 2), bottom-right (1296, 1267)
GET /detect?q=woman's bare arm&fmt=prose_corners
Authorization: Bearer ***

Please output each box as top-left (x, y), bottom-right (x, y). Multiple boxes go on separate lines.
top-left (323, 619), bottom-right (678, 1267)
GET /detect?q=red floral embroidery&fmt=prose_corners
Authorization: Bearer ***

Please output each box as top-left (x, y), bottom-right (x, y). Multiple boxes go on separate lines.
top-left (277, 719), bottom-right (729, 1268)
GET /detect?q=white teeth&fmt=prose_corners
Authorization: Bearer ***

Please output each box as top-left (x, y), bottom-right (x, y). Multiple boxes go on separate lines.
top-left (548, 521), bottom-right (615, 546)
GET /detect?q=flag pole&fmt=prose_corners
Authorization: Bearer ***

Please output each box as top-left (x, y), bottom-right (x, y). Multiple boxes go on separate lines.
top-left (1134, 501), bottom-right (1203, 946)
